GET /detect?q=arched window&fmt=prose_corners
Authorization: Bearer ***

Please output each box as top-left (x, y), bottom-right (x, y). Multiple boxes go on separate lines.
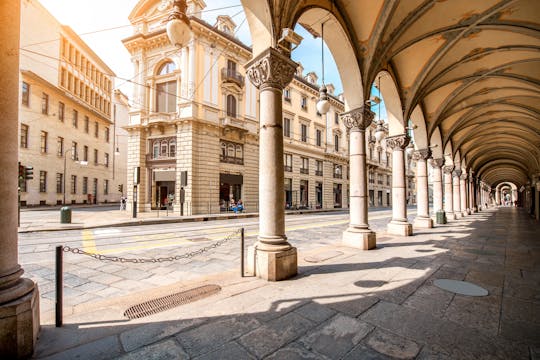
top-left (160, 140), bottom-right (168, 157)
top-left (158, 61), bottom-right (176, 75)
top-left (153, 141), bottom-right (159, 158)
top-left (235, 144), bottom-right (243, 159)
top-left (226, 94), bottom-right (237, 118)
top-left (227, 144), bottom-right (235, 157)
top-left (221, 142), bottom-right (227, 158)
top-left (156, 61), bottom-right (177, 113)
top-left (169, 139), bottom-right (176, 157)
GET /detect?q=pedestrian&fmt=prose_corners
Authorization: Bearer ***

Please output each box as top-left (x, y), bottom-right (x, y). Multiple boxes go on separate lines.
top-left (237, 199), bottom-right (243, 213)
top-left (120, 196), bottom-right (127, 210)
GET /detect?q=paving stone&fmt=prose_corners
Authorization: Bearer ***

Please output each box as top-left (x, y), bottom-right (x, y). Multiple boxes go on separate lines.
top-left (40, 334), bottom-right (123, 360)
top-left (298, 314), bottom-right (373, 359)
top-left (342, 344), bottom-right (394, 360)
top-left (502, 296), bottom-right (540, 324)
top-left (193, 341), bottom-right (256, 360)
top-left (64, 274), bottom-right (90, 287)
top-left (265, 342), bottom-right (329, 360)
top-left (88, 273), bottom-right (124, 285)
top-left (293, 301), bottom-right (336, 324)
top-left (114, 268), bottom-right (153, 281)
top-left (118, 339), bottom-right (188, 360)
top-left (444, 296), bottom-right (500, 336)
top-left (365, 328), bottom-right (421, 359)
top-left (120, 318), bottom-right (206, 352)
top-left (238, 311), bottom-right (315, 358)
top-left (323, 295), bottom-right (380, 317)
top-left (176, 315), bottom-right (261, 357)
top-left (402, 284), bottom-right (454, 318)
top-left (499, 318), bottom-right (540, 344)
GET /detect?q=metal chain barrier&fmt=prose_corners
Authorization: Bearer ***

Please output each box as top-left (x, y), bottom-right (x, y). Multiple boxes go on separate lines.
top-left (62, 228), bottom-right (242, 263)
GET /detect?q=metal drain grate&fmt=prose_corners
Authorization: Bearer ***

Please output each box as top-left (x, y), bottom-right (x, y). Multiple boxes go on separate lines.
top-left (124, 284), bottom-right (221, 319)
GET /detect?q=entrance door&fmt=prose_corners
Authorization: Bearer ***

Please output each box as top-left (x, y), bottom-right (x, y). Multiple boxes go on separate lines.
top-left (369, 190), bottom-right (374, 207)
top-left (315, 182), bottom-right (323, 208)
top-left (378, 191), bottom-right (383, 206)
top-left (333, 183), bottom-right (342, 208)
top-left (300, 180), bottom-right (308, 208)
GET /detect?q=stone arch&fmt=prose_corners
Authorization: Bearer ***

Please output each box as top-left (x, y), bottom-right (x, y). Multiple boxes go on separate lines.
top-left (429, 127), bottom-right (444, 160)
top-left (240, 0), bottom-right (274, 57)
top-left (153, 58), bottom-right (179, 76)
top-left (409, 105), bottom-right (429, 150)
top-left (378, 71), bottom-right (405, 136)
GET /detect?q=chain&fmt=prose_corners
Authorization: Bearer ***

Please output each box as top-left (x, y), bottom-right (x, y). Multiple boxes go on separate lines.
top-left (62, 228), bottom-right (242, 263)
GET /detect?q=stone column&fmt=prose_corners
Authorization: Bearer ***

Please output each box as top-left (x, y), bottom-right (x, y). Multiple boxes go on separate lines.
top-left (413, 149), bottom-right (433, 228)
top-left (0, 0), bottom-right (40, 356)
top-left (386, 134), bottom-right (413, 236)
top-left (469, 174), bottom-right (477, 212)
top-left (496, 189), bottom-right (501, 206)
top-left (342, 107), bottom-right (376, 249)
top-left (452, 169), bottom-right (462, 218)
top-left (460, 173), bottom-right (468, 216)
top-left (443, 166), bottom-right (455, 219)
top-left (430, 158), bottom-right (445, 222)
top-left (245, 47), bottom-right (297, 281)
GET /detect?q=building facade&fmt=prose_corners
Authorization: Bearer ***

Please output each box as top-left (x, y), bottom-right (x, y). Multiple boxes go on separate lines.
top-left (123, 0), bottom-right (393, 215)
top-left (18, 0), bottom-right (126, 206)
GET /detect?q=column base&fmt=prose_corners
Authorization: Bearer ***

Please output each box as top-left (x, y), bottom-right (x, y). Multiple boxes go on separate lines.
top-left (446, 211), bottom-right (457, 220)
top-left (342, 227), bottom-right (376, 250)
top-left (247, 245), bottom-right (297, 281)
top-left (387, 221), bottom-right (413, 236)
top-left (413, 216), bottom-right (433, 229)
top-left (455, 212), bottom-right (463, 219)
top-left (462, 211), bottom-right (469, 217)
top-left (0, 280), bottom-right (40, 358)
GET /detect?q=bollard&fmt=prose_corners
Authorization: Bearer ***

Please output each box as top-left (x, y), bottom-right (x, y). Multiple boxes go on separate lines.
top-left (55, 245), bottom-right (63, 327)
top-left (240, 228), bottom-right (245, 277)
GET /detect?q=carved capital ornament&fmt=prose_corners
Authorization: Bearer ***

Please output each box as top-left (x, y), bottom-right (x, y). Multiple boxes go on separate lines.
top-left (411, 148), bottom-right (431, 161)
top-left (443, 165), bottom-right (454, 174)
top-left (452, 169), bottom-right (462, 178)
top-left (246, 47), bottom-right (297, 91)
top-left (429, 158), bottom-right (445, 168)
top-left (385, 134), bottom-right (410, 150)
top-left (340, 106), bottom-right (375, 131)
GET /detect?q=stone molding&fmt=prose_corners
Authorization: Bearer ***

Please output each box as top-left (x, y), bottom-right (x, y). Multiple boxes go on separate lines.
top-left (452, 169), bottom-right (462, 178)
top-left (340, 106), bottom-right (374, 131)
top-left (430, 158), bottom-right (445, 168)
top-left (411, 148), bottom-right (431, 161)
top-left (246, 47), bottom-right (297, 91)
top-left (443, 165), bottom-right (454, 174)
top-left (460, 172), bottom-right (468, 180)
top-left (385, 134), bottom-right (410, 150)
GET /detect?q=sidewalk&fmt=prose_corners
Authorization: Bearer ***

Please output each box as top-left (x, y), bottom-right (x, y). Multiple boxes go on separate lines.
top-left (31, 207), bottom-right (540, 359)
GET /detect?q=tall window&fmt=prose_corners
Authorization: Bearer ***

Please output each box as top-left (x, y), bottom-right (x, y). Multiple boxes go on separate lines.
top-left (284, 153), bottom-right (293, 172)
top-left (104, 180), bottom-right (109, 195)
top-left (335, 112), bottom-right (340, 124)
top-left (156, 81), bottom-right (176, 112)
top-left (84, 116), bottom-right (89, 133)
top-left (83, 146), bottom-right (88, 162)
top-left (72, 110), bottom-right (78, 128)
top-left (39, 171), bottom-right (47, 192)
top-left (94, 121), bottom-right (99, 138)
top-left (58, 102), bottom-right (65, 122)
top-left (378, 149), bottom-right (382, 164)
top-left (301, 157), bottom-right (309, 174)
top-left (316, 160), bottom-right (323, 176)
top-left (316, 129), bottom-right (322, 147)
top-left (334, 164), bottom-right (342, 179)
top-left (284, 88), bottom-right (291, 102)
top-left (334, 134), bottom-right (339, 152)
top-left (301, 96), bottom-right (307, 110)
top-left (20, 124), bottom-right (28, 148)
top-left (83, 177), bottom-right (88, 195)
top-left (22, 82), bottom-right (30, 106)
top-left (104, 153), bottom-right (109, 167)
top-left (226, 95), bottom-right (237, 118)
top-left (219, 140), bottom-right (243, 165)
top-left (105, 127), bottom-right (110, 142)
top-left (70, 175), bottom-right (77, 194)
top-left (71, 142), bottom-right (78, 160)
top-left (40, 131), bottom-right (48, 153)
top-left (56, 173), bottom-right (63, 193)
top-left (283, 118), bottom-right (291, 137)
top-left (94, 149), bottom-right (98, 165)
top-left (57, 137), bottom-right (64, 156)
top-left (41, 93), bottom-right (49, 114)
top-left (301, 124), bottom-right (307, 142)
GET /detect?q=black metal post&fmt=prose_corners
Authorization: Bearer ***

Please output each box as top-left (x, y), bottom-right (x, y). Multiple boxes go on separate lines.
top-left (240, 227), bottom-right (244, 277)
top-left (133, 185), bottom-right (137, 218)
top-left (55, 245), bottom-right (63, 327)
top-left (18, 187), bottom-right (20, 227)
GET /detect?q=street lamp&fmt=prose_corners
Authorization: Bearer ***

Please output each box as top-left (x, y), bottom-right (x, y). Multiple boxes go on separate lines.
top-left (316, 22), bottom-right (330, 115)
top-left (166, 0), bottom-right (191, 48)
top-left (63, 148), bottom-right (87, 205)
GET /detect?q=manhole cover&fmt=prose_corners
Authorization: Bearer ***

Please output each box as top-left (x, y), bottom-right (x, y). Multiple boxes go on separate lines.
top-left (433, 279), bottom-right (488, 296)
top-left (304, 251), bottom-right (344, 263)
top-left (124, 284), bottom-right (221, 319)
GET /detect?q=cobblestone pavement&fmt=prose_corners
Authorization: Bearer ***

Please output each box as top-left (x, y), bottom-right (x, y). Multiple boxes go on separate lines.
top-left (26, 207), bottom-right (540, 359)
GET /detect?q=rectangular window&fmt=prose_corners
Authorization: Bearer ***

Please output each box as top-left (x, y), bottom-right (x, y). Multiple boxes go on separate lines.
top-left (83, 146), bottom-right (88, 162)
top-left (316, 160), bottom-right (323, 176)
top-left (58, 102), bottom-right (65, 122)
top-left (94, 149), bottom-right (98, 165)
top-left (41, 93), bottom-right (49, 114)
top-left (283, 118), bottom-right (291, 138)
top-left (316, 129), bottom-right (322, 147)
top-left (104, 180), bottom-right (109, 195)
top-left (104, 153), bottom-right (109, 167)
top-left (301, 124), bottom-right (307, 142)
top-left (71, 142), bottom-right (78, 160)
top-left (387, 175), bottom-right (391, 186)
top-left (57, 137), bottom-right (64, 156)
top-left (94, 121), bottom-right (99, 138)
top-left (335, 112), bottom-right (339, 124)
top-left (84, 116), bottom-right (89, 133)
top-left (301, 157), bottom-right (309, 174)
top-left (284, 88), bottom-right (291, 102)
top-left (105, 127), bottom-right (110, 142)
top-left (82, 177), bottom-right (88, 195)
top-left (22, 82), bottom-right (30, 106)
top-left (334, 164), bottom-right (342, 179)
top-left (156, 80), bottom-right (177, 113)
top-left (93, 178), bottom-right (98, 197)
top-left (60, 68), bottom-right (66, 87)
top-left (40, 131), bottom-right (48, 153)
top-left (56, 173), bottom-right (63, 194)
top-left (72, 109), bottom-right (78, 128)
top-left (39, 171), bottom-right (47, 192)
top-left (334, 134), bottom-right (339, 152)
top-left (284, 153), bottom-right (293, 172)
top-left (20, 124), bottom-right (29, 148)
top-left (301, 96), bottom-right (307, 110)
top-left (70, 175), bottom-right (77, 194)
top-left (219, 140), bottom-right (243, 165)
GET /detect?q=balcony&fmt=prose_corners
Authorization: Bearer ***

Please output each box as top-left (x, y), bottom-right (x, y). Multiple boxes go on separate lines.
top-left (315, 170), bottom-right (323, 176)
top-left (333, 173), bottom-right (342, 179)
top-left (145, 153), bottom-right (176, 165)
top-left (220, 155), bottom-right (244, 165)
top-left (220, 114), bottom-right (247, 133)
top-left (221, 68), bottom-right (244, 87)
top-left (284, 165), bottom-right (292, 172)
top-left (300, 168), bottom-right (309, 174)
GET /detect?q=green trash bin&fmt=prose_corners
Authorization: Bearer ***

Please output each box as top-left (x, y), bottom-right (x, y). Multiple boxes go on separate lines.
top-left (436, 210), bottom-right (447, 224)
top-left (60, 206), bottom-right (72, 224)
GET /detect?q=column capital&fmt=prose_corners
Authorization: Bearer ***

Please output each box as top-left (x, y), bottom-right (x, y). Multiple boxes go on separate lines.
top-left (460, 172), bottom-right (468, 180)
top-left (385, 134), bottom-right (410, 150)
top-left (411, 148), bottom-right (431, 161)
top-left (246, 47), bottom-right (297, 90)
top-left (443, 165), bottom-right (454, 174)
top-left (340, 106), bottom-right (375, 131)
top-left (452, 169), bottom-right (462, 178)
top-left (429, 157), bottom-right (445, 168)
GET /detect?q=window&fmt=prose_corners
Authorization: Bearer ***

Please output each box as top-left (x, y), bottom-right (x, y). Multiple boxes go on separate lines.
top-left (387, 175), bottom-right (391, 186)
top-left (386, 153), bottom-right (390, 166)
top-left (284, 153), bottom-right (292, 172)
top-left (58, 102), bottom-right (65, 122)
top-left (316, 129), bottom-right (322, 147)
top-left (104, 180), bottom-right (109, 195)
top-left (82, 177), bottom-right (88, 195)
top-left (22, 82), bottom-right (30, 106)
top-left (335, 112), bottom-right (339, 124)
top-left (226, 95), bottom-right (237, 118)
top-left (104, 153), bottom-right (109, 167)
top-left (378, 149), bottom-right (382, 164)
top-left (301, 157), bottom-right (309, 174)
top-left (84, 116), bottom-right (89, 133)
top-left (39, 171), bottom-right (47, 192)
top-left (41, 93), bottom-right (49, 114)
top-left (20, 124), bottom-right (28, 148)
top-left (94, 121), bottom-right (99, 138)
top-left (284, 88), bottom-right (291, 102)
top-left (156, 80), bottom-right (176, 113)
top-left (94, 149), bottom-right (98, 165)
top-left (369, 171), bottom-right (374, 184)
top-left (334, 134), bottom-right (339, 152)
top-left (71, 142), bottom-right (78, 160)
top-left (70, 175), bottom-right (77, 194)
top-left (301, 96), bottom-right (307, 110)
top-left (83, 146), bottom-right (88, 162)
top-left (72, 110), bottom-right (78, 128)
top-left (378, 173), bottom-right (384, 185)
top-left (158, 61), bottom-right (176, 75)
top-left (57, 137), bottom-right (64, 156)
top-left (301, 124), bottom-right (307, 142)
top-left (334, 164), bottom-right (342, 179)
top-left (169, 139), bottom-right (176, 157)
top-left (40, 131), bottom-right (48, 153)
top-left (56, 173), bottom-right (63, 194)
top-left (160, 140), bottom-right (168, 157)
top-left (105, 127), bottom-right (110, 142)
top-left (369, 147), bottom-right (373, 160)
top-left (93, 178), bottom-right (98, 197)
top-left (61, 68), bottom-right (66, 87)
top-left (219, 140), bottom-right (243, 165)
top-left (283, 118), bottom-right (291, 137)
top-left (316, 160), bottom-right (323, 176)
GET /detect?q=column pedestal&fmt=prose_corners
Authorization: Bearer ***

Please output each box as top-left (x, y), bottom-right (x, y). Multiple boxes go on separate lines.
top-left (413, 216), bottom-right (433, 229)
top-left (387, 221), bottom-right (413, 236)
top-left (343, 227), bottom-right (376, 250)
top-left (247, 246), bottom-right (297, 281)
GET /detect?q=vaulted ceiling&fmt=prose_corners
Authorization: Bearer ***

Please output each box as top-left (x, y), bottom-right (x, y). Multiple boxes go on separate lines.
top-left (242, 0), bottom-right (540, 187)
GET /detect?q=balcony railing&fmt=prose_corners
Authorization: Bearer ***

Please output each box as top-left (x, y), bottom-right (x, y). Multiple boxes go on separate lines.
top-left (220, 155), bottom-right (244, 165)
top-left (221, 68), bottom-right (244, 87)
top-left (284, 165), bottom-right (292, 172)
top-left (315, 170), bottom-right (323, 176)
top-left (300, 168), bottom-right (309, 174)
top-left (146, 154), bottom-right (176, 162)
top-left (333, 173), bottom-right (342, 179)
